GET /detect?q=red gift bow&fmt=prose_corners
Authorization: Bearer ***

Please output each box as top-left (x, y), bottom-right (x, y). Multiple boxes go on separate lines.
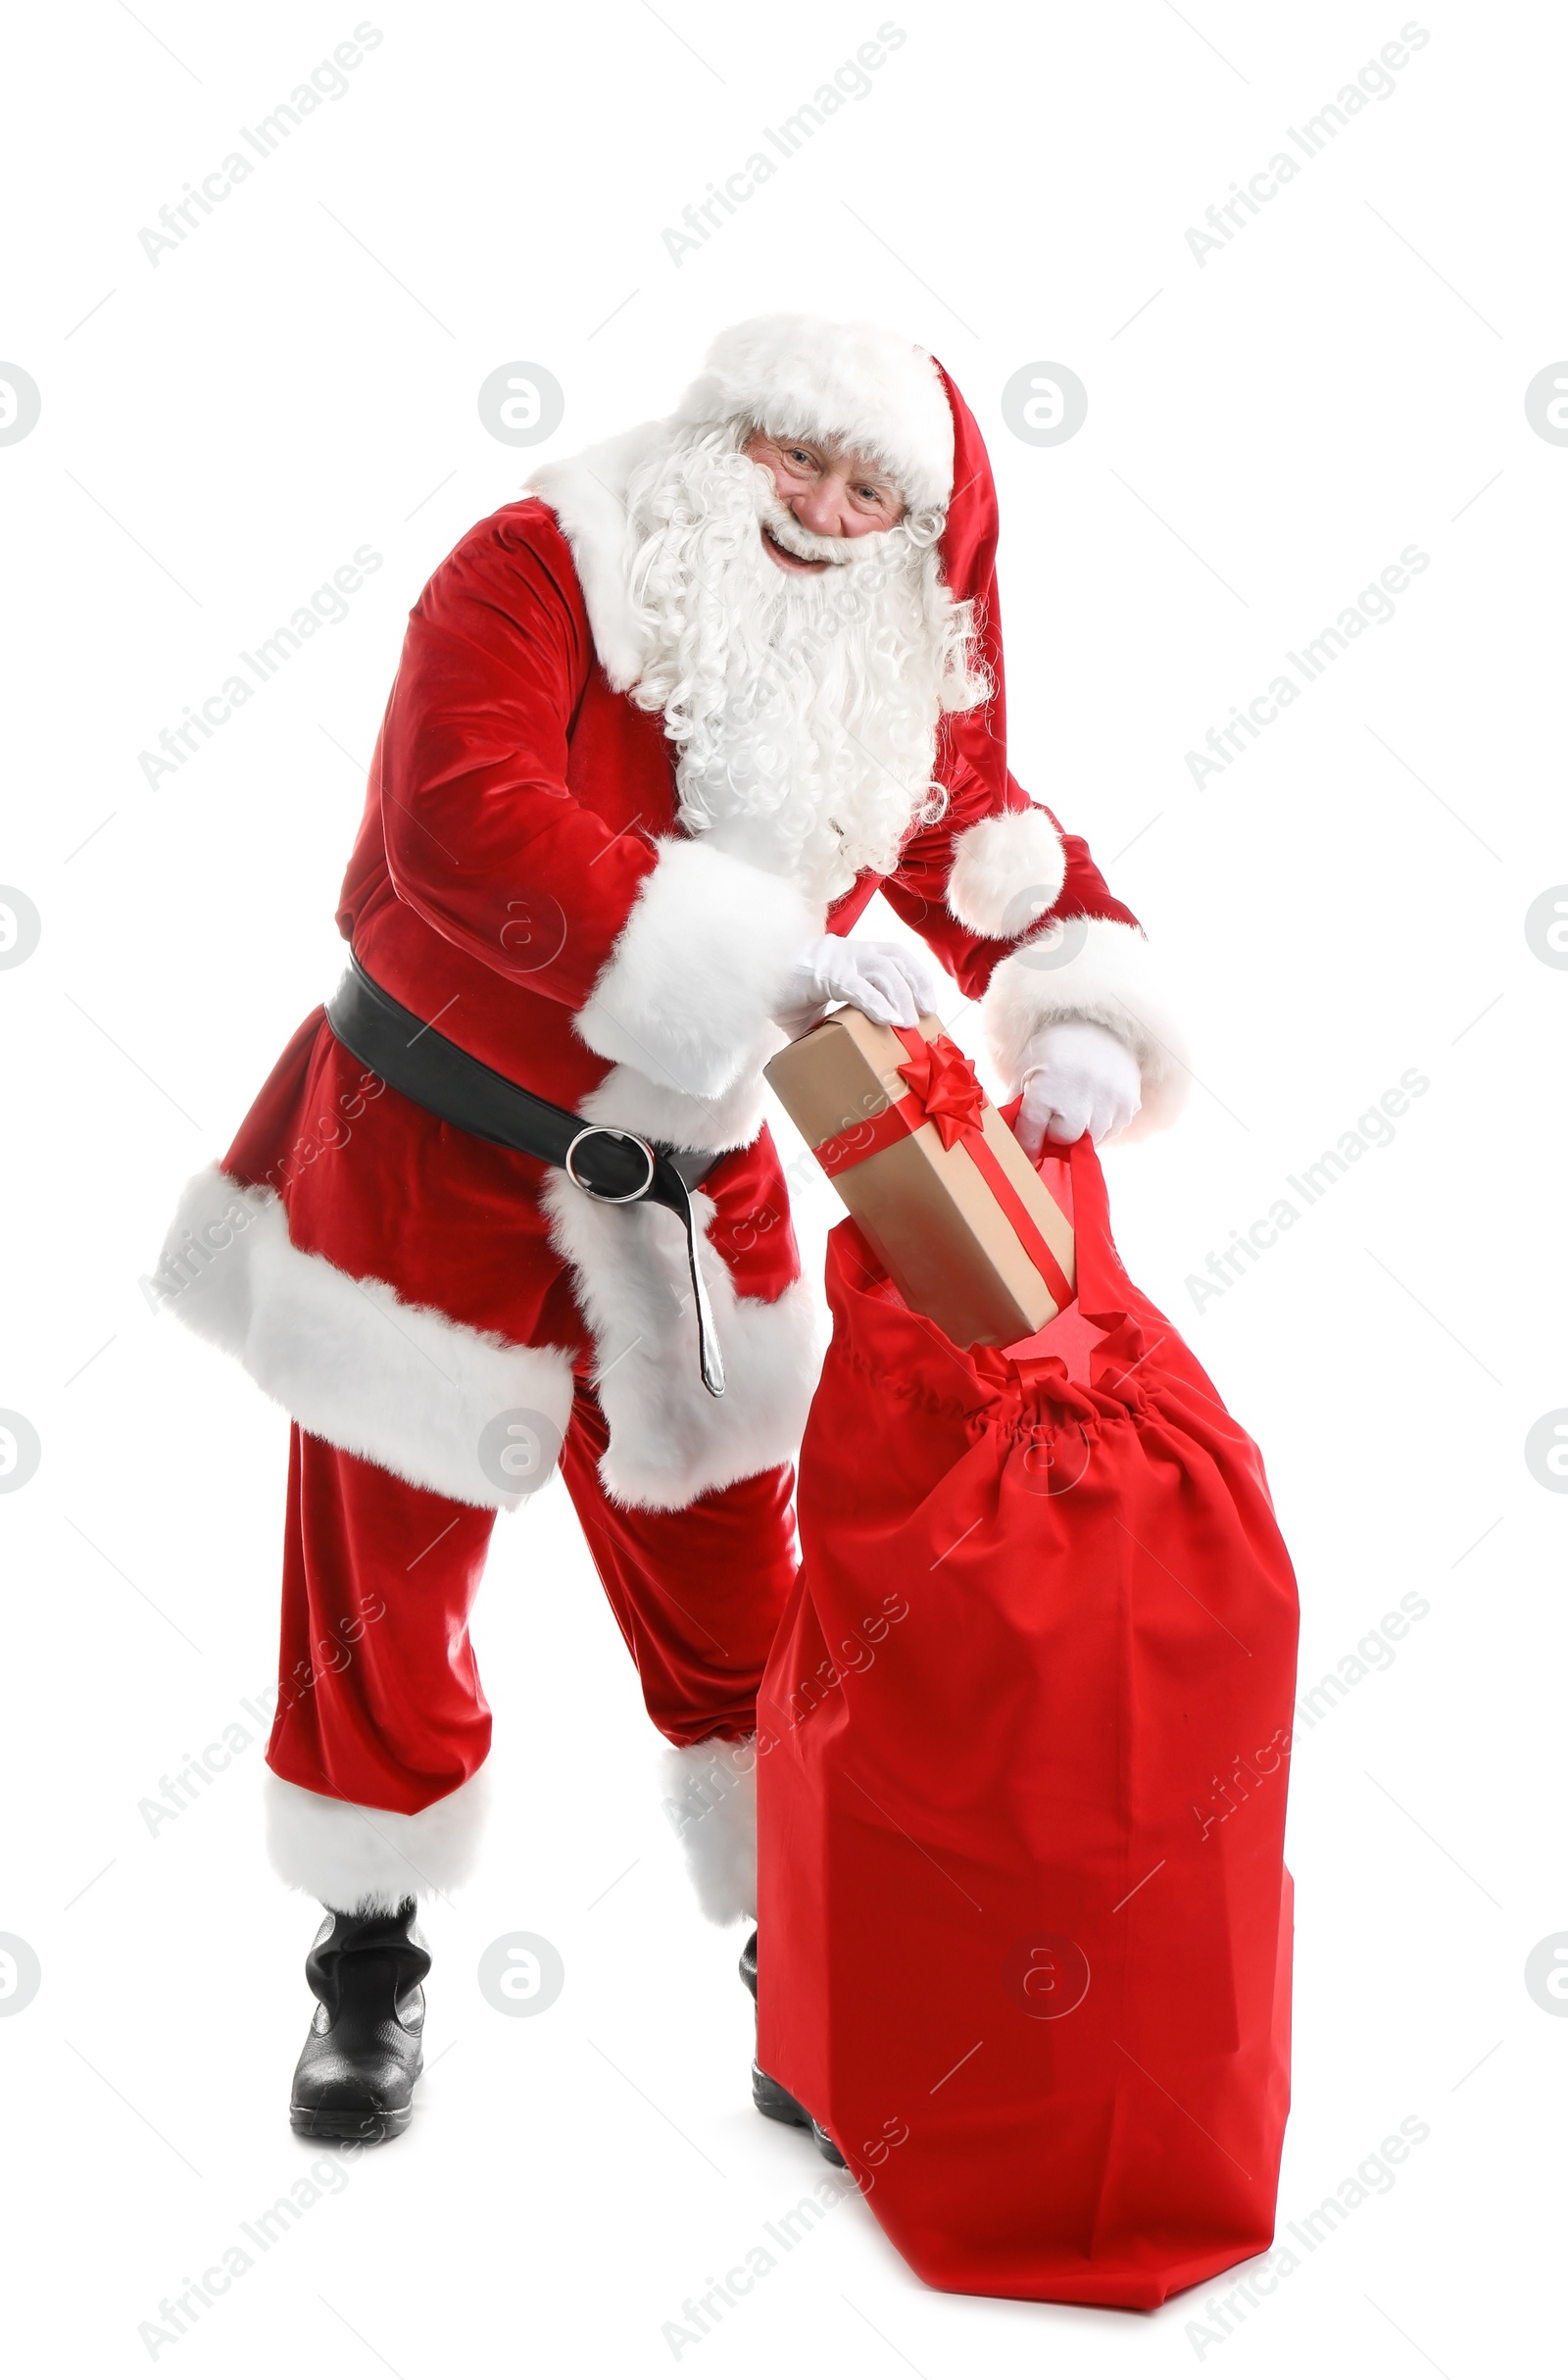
top-left (894, 1032), bottom-right (987, 1150)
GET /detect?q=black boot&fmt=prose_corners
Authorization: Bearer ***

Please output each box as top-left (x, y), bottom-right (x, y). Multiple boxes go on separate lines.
top-left (289, 1901), bottom-right (429, 2143)
top-left (740, 1928), bottom-right (846, 2167)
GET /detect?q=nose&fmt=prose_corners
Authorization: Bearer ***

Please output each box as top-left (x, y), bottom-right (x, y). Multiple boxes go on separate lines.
top-left (790, 477), bottom-right (848, 538)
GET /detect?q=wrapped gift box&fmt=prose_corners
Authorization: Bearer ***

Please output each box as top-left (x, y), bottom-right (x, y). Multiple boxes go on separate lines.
top-left (765, 1009), bottom-right (1075, 1348)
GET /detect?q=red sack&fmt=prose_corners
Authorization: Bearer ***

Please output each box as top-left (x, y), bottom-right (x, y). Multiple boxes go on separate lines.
top-left (756, 1130), bottom-right (1298, 2309)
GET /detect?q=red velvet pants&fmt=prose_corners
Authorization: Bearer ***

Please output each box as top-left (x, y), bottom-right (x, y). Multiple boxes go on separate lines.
top-left (265, 1382), bottom-right (799, 1815)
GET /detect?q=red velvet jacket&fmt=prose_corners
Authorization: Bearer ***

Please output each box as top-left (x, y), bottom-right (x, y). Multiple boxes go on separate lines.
top-left (160, 377), bottom-right (1176, 1517)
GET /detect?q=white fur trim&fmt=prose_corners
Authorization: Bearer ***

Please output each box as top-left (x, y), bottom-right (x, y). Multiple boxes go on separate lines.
top-left (264, 1766), bottom-right (491, 1911)
top-left (540, 1166), bottom-right (820, 1512)
top-left (661, 1736), bottom-right (758, 1925)
top-left (528, 421), bottom-right (666, 692)
top-left (946, 807), bottom-right (1067, 938)
top-left (983, 916), bottom-right (1189, 1140)
top-left (152, 1166), bottom-right (576, 1510)
top-left (574, 1058), bottom-right (772, 1158)
top-left (676, 316), bottom-right (955, 515)
top-left (575, 838), bottom-right (819, 1102)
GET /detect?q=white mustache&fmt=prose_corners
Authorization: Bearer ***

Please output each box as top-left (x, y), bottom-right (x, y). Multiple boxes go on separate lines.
top-left (755, 488), bottom-right (890, 567)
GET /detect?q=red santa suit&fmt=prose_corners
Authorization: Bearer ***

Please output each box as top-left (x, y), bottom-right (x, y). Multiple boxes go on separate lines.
top-left (154, 318), bottom-right (1183, 1917)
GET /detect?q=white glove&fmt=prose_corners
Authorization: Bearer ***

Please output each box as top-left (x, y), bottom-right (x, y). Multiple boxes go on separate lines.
top-left (775, 935), bottom-right (946, 1035)
top-left (1014, 1020), bottom-right (1142, 1155)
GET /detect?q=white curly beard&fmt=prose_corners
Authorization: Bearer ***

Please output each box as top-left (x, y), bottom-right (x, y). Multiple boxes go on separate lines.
top-left (623, 422), bottom-right (987, 905)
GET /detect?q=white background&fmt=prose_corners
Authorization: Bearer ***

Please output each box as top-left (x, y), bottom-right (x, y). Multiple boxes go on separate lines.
top-left (1, 1), bottom-right (1562, 2371)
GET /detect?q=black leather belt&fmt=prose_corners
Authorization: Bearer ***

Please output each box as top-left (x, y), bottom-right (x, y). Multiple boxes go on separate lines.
top-left (324, 954), bottom-right (726, 1398)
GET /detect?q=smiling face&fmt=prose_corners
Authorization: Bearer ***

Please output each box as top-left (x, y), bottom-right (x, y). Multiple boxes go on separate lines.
top-left (741, 426), bottom-right (906, 571)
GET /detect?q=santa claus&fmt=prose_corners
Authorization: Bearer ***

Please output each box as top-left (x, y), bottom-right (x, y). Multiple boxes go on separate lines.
top-left (154, 316), bottom-right (1183, 2141)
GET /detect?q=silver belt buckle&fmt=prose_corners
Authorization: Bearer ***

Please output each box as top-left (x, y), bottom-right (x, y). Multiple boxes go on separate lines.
top-left (564, 1124), bottom-right (657, 1204)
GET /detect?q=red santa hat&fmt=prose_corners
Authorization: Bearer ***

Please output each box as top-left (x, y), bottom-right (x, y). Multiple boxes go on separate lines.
top-left (673, 314), bottom-right (956, 518)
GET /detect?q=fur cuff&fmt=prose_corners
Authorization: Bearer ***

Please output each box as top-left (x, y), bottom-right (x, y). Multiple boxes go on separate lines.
top-left (575, 838), bottom-right (818, 1103)
top-left (945, 806), bottom-right (1066, 938)
top-left (152, 1166), bottom-right (576, 1509)
top-left (263, 1765), bottom-right (492, 1911)
top-left (983, 915), bottom-right (1189, 1138)
top-left (661, 1736), bottom-right (758, 1924)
